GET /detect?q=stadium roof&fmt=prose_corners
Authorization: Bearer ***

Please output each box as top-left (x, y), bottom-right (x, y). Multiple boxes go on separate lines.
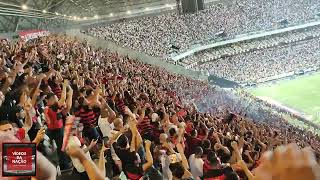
top-left (0, 0), bottom-right (174, 33)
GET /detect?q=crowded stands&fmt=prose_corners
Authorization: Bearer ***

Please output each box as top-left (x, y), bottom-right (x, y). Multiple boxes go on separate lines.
top-left (87, 0), bottom-right (320, 57)
top-left (197, 37), bottom-right (320, 83)
top-left (0, 34), bottom-right (319, 180)
top-left (179, 26), bottom-right (320, 68)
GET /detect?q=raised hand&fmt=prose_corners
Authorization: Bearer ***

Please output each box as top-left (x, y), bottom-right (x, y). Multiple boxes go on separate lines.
top-left (38, 73), bottom-right (47, 80)
top-left (237, 160), bottom-right (248, 170)
top-left (120, 126), bottom-right (128, 133)
top-left (244, 150), bottom-right (251, 157)
top-left (33, 127), bottom-right (46, 145)
top-left (101, 140), bottom-right (108, 154)
top-left (254, 144), bottom-right (320, 180)
top-left (63, 79), bottom-right (69, 87)
top-left (23, 97), bottom-right (33, 112)
top-left (124, 106), bottom-right (131, 114)
top-left (66, 145), bottom-right (85, 160)
top-left (145, 140), bottom-right (152, 149)
top-left (231, 141), bottom-right (238, 150)
top-left (89, 139), bottom-right (98, 149)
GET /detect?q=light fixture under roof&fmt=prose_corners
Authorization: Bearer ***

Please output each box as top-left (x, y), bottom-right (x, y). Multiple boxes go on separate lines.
top-left (126, 10), bottom-right (131, 14)
top-left (55, 12), bottom-right (59, 15)
top-left (165, 4), bottom-right (170, 7)
top-left (42, 9), bottom-right (47, 13)
top-left (94, 15), bottom-right (99, 19)
top-left (109, 13), bottom-right (113, 17)
top-left (83, 17), bottom-right (87, 20)
top-left (145, 7), bottom-right (150, 10)
top-left (21, 4), bottom-right (28, 10)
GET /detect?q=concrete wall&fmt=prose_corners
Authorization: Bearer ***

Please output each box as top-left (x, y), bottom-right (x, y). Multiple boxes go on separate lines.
top-left (0, 32), bottom-right (17, 41)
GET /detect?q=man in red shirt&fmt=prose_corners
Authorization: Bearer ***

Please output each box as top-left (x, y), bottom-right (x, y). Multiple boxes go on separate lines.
top-left (44, 79), bottom-right (73, 170)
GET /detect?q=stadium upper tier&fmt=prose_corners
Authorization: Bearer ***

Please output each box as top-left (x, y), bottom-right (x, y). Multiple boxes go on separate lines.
top-left (86, 0), bottom-right (320, 57)
top-left (199, 37), bottom-right (320, 83)
top-left (180, 26), bottom-right (320, 68)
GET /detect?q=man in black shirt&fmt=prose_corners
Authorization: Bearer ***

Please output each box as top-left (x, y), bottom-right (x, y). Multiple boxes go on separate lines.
top-left (110, 109), bottom-right (153, 180)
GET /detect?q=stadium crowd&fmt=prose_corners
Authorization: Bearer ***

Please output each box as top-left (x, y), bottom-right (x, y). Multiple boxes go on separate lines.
top-left (87, 0), bottom-right (320, 57)
top-left (197, 37), bottom-right (320, 83)
top-left (180, 26), bottom-right (320, 68)
top-left (0, 35), bottom-right (320, 180)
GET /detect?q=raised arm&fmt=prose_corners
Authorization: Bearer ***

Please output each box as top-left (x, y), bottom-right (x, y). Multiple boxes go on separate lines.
top-left (109, 126), bottom-right (127, 143)
top-left (237, 160), bottom-right (254, 180)
top-left (22, 97), bottom-right (33, 132)
top-left (176, 143), bottom-right (192, 178)
top-left (176, 143), bottom-right (189, 170)
top-left (256, 138), bottom-right (267, 154)
top-left (215, 143), bottom-right (231, 155)
top-left (32, 128), bottom-right (46, 146)
top-left (44, 69), bottom-right (55, 82)
top-left (130, 131), bottom-right (137, 153)
top-left (162, 141), bottom-right (177, 154)
top-left (177, 125), bottom-right (185, 144)
top-left (89, 87), bottom-right (101, 107)
top-left (66, 146), bottom-right (105, 180)
top-left (138, 106), bottom-right (146, 122)
top-left (66, 84), bottom-right (73, 112)
top-left (213, 132), bottom-right (222, 144)
top-left (31, 75), bottom-right (45, 106)
top-left (231, 141), bottom-right (242, 162)
top-left (98, 141), bottom-right (108, 176)
top-left (83, 139), bottom-right (98, 153)
top-left (129, 119), bottom-right (137, 152)
top-left (58, 79), bottom-right (68, 105)
top-left (230, 141), bottom-right (255, 180)
top-left (100, 97), bottom-right (116, 119)
top-left (142, 140), bottom-right (154, 172)
top-left (0, 67), bottom-right (17, 94)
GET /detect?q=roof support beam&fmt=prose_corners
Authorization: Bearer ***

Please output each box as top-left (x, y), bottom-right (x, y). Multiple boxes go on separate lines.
top-left (47, 0), bottom-right (67, 10)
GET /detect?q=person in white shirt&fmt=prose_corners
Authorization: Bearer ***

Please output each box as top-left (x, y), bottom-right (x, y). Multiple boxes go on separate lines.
top-left (67, 123), bottom-right (97, 180)
top-left (189, 146), bottom-right (204, 180)
top-left (107, 118), bottom-right (124, 171)
top-left (98, 116), bottom-right (114, 138)
top-left (98, 99), bottom-right (116, 138)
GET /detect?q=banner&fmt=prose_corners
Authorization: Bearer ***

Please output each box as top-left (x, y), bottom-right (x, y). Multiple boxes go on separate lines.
top-left (18, 30), bottom-right (50, 42)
